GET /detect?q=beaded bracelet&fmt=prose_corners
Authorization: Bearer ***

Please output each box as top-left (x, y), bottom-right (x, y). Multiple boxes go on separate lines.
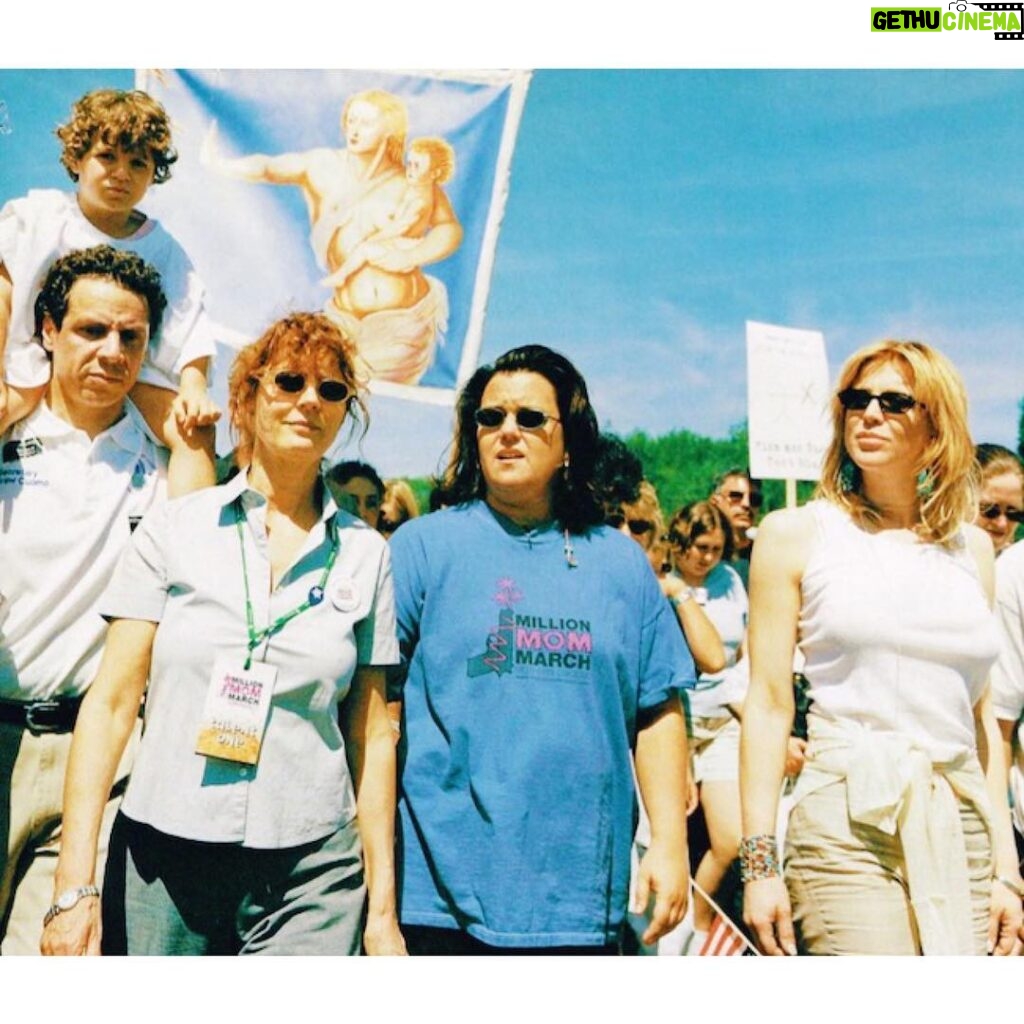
top-left (739, 834), bottom-right (781, 882)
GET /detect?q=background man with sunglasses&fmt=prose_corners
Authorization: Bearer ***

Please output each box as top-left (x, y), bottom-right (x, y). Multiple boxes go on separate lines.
top-left (709, 467), bottom-right (763, 588)
top-left (0, 246), bottom-right (174, 954)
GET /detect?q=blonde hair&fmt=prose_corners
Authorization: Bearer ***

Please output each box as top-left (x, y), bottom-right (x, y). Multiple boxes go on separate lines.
top-left (622, 480), bottom-right (668, 567)
top-left (343, 89), bottom-right (408, 168)
top-left (409, 136), bottom-right (455, 184)
top-left (817, 339), bottom-right (975, 547)
top-left (381, 479), bottom-right (420, 531)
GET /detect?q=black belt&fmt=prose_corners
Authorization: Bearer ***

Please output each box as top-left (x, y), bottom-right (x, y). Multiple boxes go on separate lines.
top-left (0, 696), bottom-right (83, 735)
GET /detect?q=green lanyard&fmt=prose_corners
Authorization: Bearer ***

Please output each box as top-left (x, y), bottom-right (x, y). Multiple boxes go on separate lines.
top-left (235, 505), bottom-right (339, 669)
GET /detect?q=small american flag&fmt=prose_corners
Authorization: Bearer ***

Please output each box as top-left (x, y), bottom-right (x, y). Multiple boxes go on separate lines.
top-left (698, 911), bottom-right (750, 956)
top-left (692, 879), bottom-right (759, 956)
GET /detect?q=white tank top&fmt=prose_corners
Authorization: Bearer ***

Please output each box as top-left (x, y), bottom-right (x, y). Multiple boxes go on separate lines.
top-left (798, 501), bottom-right (1000, 762)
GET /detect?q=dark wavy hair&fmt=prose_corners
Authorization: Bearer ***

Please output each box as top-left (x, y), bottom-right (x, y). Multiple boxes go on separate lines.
top-left (34, 245), bottom-right (167, 339)
top-left (439, 344), bottom-right (603, 533)
top-left (326, 459), bottom-right (384, 499)
top-left (593, 433), bottom-right (644, 517)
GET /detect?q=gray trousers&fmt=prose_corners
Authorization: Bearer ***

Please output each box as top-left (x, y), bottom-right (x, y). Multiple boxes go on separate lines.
top-left (102, 813), bottom-right (366, 955)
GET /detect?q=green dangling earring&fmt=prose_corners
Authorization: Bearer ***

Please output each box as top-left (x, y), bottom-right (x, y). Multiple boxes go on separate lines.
top-left (916, 468), bottom-right (934, 500)
top-left (839, 454), bottom-right (859, 493)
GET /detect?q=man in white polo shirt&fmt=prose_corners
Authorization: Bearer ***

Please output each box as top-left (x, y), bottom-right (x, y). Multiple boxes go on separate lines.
top-left (0, 245), bottom-right (169, 954)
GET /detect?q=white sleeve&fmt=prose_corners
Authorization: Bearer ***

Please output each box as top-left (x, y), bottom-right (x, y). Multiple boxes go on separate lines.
top-left (0, 192), bottom-right (59, 387)
top-left (135, 227), bottom-right (218, 389)
top-left (991, 553), bottom-right (1024, 724)
top-left (100, 499), bottom-right (172, 624)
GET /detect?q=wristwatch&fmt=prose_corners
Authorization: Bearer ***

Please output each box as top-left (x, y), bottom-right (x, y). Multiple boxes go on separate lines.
top-left (669, 589), bottom-right (694, 609)
top-left (43, 885), bottom-right (100, 927)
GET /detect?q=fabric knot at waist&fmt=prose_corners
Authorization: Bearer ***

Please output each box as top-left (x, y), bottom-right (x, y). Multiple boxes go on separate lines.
top-left (791, 714), bottom-right (992, 955)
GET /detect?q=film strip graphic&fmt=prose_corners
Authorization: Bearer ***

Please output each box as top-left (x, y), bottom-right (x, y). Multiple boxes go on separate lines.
top-left (972, 2), bottom-right (1024, 39)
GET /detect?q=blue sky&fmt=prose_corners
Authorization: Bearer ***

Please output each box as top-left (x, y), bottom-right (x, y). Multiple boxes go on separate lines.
top-left (2, 62), bottom-right (1022, 479)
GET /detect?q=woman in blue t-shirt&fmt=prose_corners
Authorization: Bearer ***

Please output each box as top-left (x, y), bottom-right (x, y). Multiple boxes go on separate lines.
top-left (389, 344), bottom-right (696, 954)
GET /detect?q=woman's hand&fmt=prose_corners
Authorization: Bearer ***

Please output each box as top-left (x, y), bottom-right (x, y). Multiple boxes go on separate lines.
top-left (631, 838), bottom-right (689, 946)
top-left (659, 573), bottom-right (687, 602)
top-left (685, 772), bottom-right (700, 816)
top-left (743, 876), bottom-right (797, 955)
top-left (40, 898), bottom-right (101, 956)
top-left (988, 878), bottom-right (1024, 955)
top-left (784, 736), bottom-right (807, 778)
top-left (362, 912), bottom-right (407, 956)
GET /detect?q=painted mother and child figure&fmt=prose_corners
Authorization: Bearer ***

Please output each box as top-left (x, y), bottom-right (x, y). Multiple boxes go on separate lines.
top-left (201, 87), bottom-right (464, 387)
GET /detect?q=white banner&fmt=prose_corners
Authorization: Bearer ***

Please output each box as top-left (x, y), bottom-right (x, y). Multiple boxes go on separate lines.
top-left (137, 69), bottom-right (531, 408)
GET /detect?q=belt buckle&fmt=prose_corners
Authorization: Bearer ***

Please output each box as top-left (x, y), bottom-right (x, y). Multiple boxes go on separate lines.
top-left (24, 699), bottom-right (65, 735)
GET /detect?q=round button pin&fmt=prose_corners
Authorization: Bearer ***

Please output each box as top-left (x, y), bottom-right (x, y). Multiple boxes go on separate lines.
top-left (330, 575), bottom-right (360, 612)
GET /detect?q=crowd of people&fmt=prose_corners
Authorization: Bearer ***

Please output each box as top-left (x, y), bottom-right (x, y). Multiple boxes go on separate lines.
top-left (0, 86), bottom-right (1022, 957)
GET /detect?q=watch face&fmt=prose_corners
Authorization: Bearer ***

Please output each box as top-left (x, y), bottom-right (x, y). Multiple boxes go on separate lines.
top-left (57, 888), bottom-right (92, 913)
top-left (57, 890), bottom-right (80, 910)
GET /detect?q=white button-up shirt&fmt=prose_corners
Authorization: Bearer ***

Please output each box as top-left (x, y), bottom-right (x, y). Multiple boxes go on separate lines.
top-left (0, 401), bottom-right (164, 700)
top-left (102, 471), bottom-right (399, 849)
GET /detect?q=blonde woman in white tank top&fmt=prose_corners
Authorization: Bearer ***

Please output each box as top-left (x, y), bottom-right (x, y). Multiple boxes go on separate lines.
top-left (739, 339), bottom-right (1023, 956)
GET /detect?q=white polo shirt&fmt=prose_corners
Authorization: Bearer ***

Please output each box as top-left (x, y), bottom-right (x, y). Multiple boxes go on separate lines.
top-left (0, 401), bottom-right (165, 701)
top-left (990, 540), bottom-right (1024, 836)
top-left (102, 471), bottom-right (399, 849)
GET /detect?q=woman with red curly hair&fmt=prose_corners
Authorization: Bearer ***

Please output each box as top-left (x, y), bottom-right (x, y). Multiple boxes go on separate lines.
top-left (41, 312), bottom-right (404, 956)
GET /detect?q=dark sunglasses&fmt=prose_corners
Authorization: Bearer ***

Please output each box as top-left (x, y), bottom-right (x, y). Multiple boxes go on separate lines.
top-left (269, 371), bottom-right (350, 403)
top-left (979, 503), bottom-right (1024, 524)
top-left (474, 406), bottom-right (560, 430)
top-left (838, 388), bottom-right (918, 415)
top-left (723, 489), bottom-right (763, 509)
top-left (605, 513), bottom-right (654, 536)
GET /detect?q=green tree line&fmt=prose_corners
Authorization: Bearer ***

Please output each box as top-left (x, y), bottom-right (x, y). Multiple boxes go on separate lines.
top-left (400, 420), bottom-right (817, 520)
top-left (395, 396), bottom-right (1024, 524)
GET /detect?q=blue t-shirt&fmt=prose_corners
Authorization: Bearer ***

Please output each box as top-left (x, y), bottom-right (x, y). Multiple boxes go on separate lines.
top-left (390, 500), bottom-right (696, 947)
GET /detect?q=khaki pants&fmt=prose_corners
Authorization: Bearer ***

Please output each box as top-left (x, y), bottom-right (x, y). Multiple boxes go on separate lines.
top-left (785, 778), bottom-right (992, 955)
top-left (0, 720), bottom-right (136, 955)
